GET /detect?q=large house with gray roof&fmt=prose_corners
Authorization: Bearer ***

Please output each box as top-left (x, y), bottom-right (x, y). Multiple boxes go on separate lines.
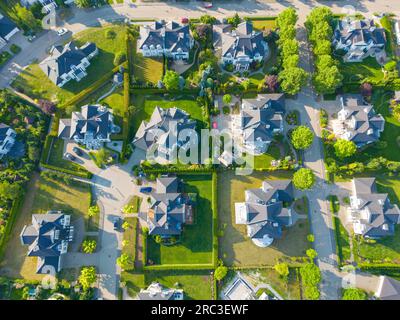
top-left (58, 104), bottom-right (119, 150)
top-left (0, 123), bottom-right (16, 159)
top-left (332, 18), bottom-right (387, 63)
top-left (333, 95), bottom-right (384, 148)
top-left (235, 179), bottom-right (294, 247)
top-left (213, 21), bottom-right (268, 71)
top-left (137, 282), bottom-right (184, 300)
top-left (20, 211), bottom-right (73, 274)
top-left (348, 178), bottom-right (400, 238)
top-left (20, 0), bottom-right (57, 13)
top-left (133, 106), bottom-right (196, 163)
top-left (40, 41), bottom-right (98, 87)
top-left (233, 93), bottom-right (285, 155)
top-left (138, 21), bottom-right (194, 60)
top-left (0, 13), bottom-right (19, 50)
top-left (138, 176), bottom-right (194, 237)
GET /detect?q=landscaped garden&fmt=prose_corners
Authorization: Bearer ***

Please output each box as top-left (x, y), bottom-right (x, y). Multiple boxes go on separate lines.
top-left (218, 171), bottom-right (312, 267)
top-left (146, 174), bottom-right (214, 266)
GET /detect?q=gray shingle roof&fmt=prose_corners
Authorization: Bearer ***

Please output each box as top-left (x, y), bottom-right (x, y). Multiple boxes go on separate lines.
top-left (0, 123), bottom-right (11, 143)
top-left (0, 14), bottom-right (18, 39)
top-left (376, 276), bottom-right (400, 300)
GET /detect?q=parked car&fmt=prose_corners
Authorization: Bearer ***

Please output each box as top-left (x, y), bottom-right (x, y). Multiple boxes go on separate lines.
top-left (203, 2), bottom-right (213, 8)
top-left (72, 147), bottom-right (83, 156)
top-left (140, 187), bottom-right (152, 193)
top-left (181, 17), bottom-right (189, 24)
top-left (64, 153), bottom-right (76, 161)
top-left (113, 217), bottom-right (122, 231)
top-left (57, 28), bottom-right (68, 36)
top-left (212, 121), bottom-right (218, 129)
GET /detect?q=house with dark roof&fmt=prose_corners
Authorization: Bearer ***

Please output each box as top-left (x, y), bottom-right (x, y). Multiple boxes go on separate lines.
top-left (0, 13), bottom-right (19, 50)
top-left (0, 123), bottom-right (16, 159)
top-left (39, 41), bottom-right (98, 87)
top-left (233, 94), bottom-right (285, 155)
top-left (132, 106), bottom-right (196, 163)
top-left (138, 176), bottom-right (194, 237)
top-left (58, 104), bottom-right (119, 150)
top-left (348, 178), bottom-right (400, 238)
top-left (235, 179), bottom-right (294, 247)
top-left (138, 21), bottom-right (194, 60)
top-left (137, 282), bottom-right (183, 300)
top-left (213, 21), bottom-right (268, 71)
top-left (20, 211), bottom-right (73, 274)
top-left (332, 18), bottom-right (387, 63)
top-left (333, 95), bottom-right (385, 148)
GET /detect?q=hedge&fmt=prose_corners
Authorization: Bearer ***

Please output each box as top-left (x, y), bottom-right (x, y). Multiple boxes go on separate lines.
top-left (212, 171), bottom-right (218, 268)
top-left (40, 163), bottom-right (92, 179)
top-left (244, 16), bottom-right (277, 21)
top-left (40, 135), bottom-right (54, 164)
top-left (0, 194), bottom-right (25, 261)
top-left (61, 61), bottom-right (128, 108)
top-left (142, 231), bottom-right (148, 267)
top-left (131, 88), bottom-right (200, 95)
top-left (332, 216), bottom-right (344, 267)
top-left (142, 167), bottom-right (215, 174)
top-left (144, 263), bottom-right (214, 271)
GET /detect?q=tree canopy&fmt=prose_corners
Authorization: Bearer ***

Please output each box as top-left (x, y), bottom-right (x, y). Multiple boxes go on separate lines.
top-left (293, 168), bottom-right (316, 190)
top-left (214, 265), bottom-right (228, 281)
top-left (334, 139), bottom-right (357, 158)
top-left (163, 70), bottom-right (180, 91)
top-left (342, 288), bottom-right (367, 300)
top-left (79, 267), bottom-right (97, 291)
top-left (290, 126), bottom-right (314, 150)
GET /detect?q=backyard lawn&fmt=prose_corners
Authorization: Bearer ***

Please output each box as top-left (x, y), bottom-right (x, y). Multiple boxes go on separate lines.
top-left (249, 19), bottom-right (276, 32)
top-left (147, 174), bottom-right (214, 265)
top-left (132, 48), bottom-right (164, 84)
top-left (131, 94), bottom-right (204, 133)
top-left (339, 57), bottom-right (384, 86)
top-left (249, 144), bottom-right (281, 169)
top-left (122, 269), bottom-right (213, 299)
top-left (12, 25), bottom-right (127, 106)
top-left (122, 217), bottom-right (137, 259)
top-left (218, 171), bottom-right (312, 267)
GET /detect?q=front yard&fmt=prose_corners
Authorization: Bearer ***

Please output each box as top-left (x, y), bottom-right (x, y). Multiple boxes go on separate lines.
top-left (147, 174), bottom-right (214, 266)
top-left (12, 25), bottom-right (127, 106)
top-left (218, 171), bottom-right (311, 267)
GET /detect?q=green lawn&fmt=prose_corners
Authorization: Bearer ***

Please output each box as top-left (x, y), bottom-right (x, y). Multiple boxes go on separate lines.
top-left (145, 270), bottom-right (212, 300)
top-left (47, 138), bottom-right (89, 175)
top-left (147, 175), bottom-right (213, 265)
top-left (131, 94), bottom-right (204, 134)
top-left (355, 175), bottom-right (400, 264)
top-left (333, 216), bottom-right (351, 265)
top-left (339, 57), bottom-right (384, 85)
top-left (250, 19), bottom-right (276, 32)
top-left (122, 217), bottom-right (137, 260)
top-left (12, 25), bottom-right (127, 106)
top-left (218, 171), bottom-right (311, 267)
top-left (132, 38), bottom-right (164, 84)
top-left (251, 144), bottom-right (281, 169)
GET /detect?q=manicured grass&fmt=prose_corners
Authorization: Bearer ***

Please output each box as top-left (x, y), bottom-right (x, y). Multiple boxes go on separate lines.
top-left (333, 216), bottom-right (351, 265)
top-left (147, 175), bottom-right (213, 265)
top-left (47, 138), bottom-right (89, 175)
top-left (12, 25), bottom-right (127, 106)
top-left (145, 269), bottom-right (213, 300)
top-left (132, 41), bottom-right (164, 84)
top-left (122, 217), bottom-right (137, 259)
top-left (355, 175), bottom-right (400, 264)
top-left (131, 94), bottom-right (204, 133)
top-left (126, 196), bottom-right (142, 213)
top-left (251, 144), bottom-right (281, 169)
top-left (339, 57), bottom-right (384, 85)
top-left (121, 271), bottom-right (145, 297)
top-left (250, 19), bottom-right (276, 32)
top-left (238, 267), bottom-right (301, 300)
top-left (218, 171), bottom-right (311, 267)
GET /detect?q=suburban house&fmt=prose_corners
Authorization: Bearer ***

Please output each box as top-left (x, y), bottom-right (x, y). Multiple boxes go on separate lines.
top-left (333, 95), bottom-right (385, 148)
top-left (39, 41), bottom-right (98, 87)
top-left (137, 282), bottom-right (184, 300)
top-left (375, 276), bottom-right (400, 300)
top-left (235, 179), bottom-right (294, 247)
top-left (213, 21), bottom-right (268, 71)
top-left (347, 178), bottom-right (400, 238)
top-left (233, 93), bottom-right (285, 155)
top-left (138, 20), bottom-right (194, 60)
top-left (132, 106), bottom-right (197, 163)
top-left (0, 13), bottom-right (19, 50)
top-left (58, 104), bottom-right (119, 150)
top-left (138, 176), bottom-right (194, 237)
top-left (222, 272), bottom-right (277, 300)
top-left (0, 123), bottom-right (16, 159)
top-left (20, 211), bottom-right (74, 274)
top-left (332, 18), bottom-right (387, 63)
top-left (20, 0), bottom-right (57, 13)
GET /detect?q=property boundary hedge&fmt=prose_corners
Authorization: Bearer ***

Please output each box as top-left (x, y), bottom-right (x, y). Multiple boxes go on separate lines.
top-left (144, 264), bottom-right (214, 271)
top-left (40, 135), bottom-right (54, 164)
top-left (40, 163), bottom-right (93, 179)
top-left (0, 194), bottom-right (25, 261)
top-left (212, 171), bottom-right (218, 268)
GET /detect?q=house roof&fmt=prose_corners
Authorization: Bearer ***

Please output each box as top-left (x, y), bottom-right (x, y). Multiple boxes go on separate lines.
top-left (137, 282), bottom-right (183, 300)
top-left (214, 21), bottom-right (267, 59)
top-left (376, 276), bottom-right (400, 300)
top-left (39, 41), bottom-right (97, 85)
top-left (58, 105), bottom-right (113, 141)
top-left (333, 18), bottom-right (386, 48)
top-left (0, 123), bottom-right (11, 143)
top-left (0, 13), bottom-right (18, 39)
top-left (235, 179), bottom-right (294, 241)
top-left (139, 20), bottom-right (192, 53)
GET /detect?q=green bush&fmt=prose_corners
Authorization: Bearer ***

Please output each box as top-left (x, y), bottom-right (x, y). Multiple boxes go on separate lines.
top-left (10, 44), bottom-right (21, 54)
top-left (114, 52), bottom-right (127, 66)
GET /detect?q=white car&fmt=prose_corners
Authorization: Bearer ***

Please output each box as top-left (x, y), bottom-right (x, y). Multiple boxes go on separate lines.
top-left (57, 28), bottom-right (68, 36)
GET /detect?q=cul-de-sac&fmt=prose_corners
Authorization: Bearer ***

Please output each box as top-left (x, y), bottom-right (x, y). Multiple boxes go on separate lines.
top-left (1, 0), bottom-right (400, 302)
